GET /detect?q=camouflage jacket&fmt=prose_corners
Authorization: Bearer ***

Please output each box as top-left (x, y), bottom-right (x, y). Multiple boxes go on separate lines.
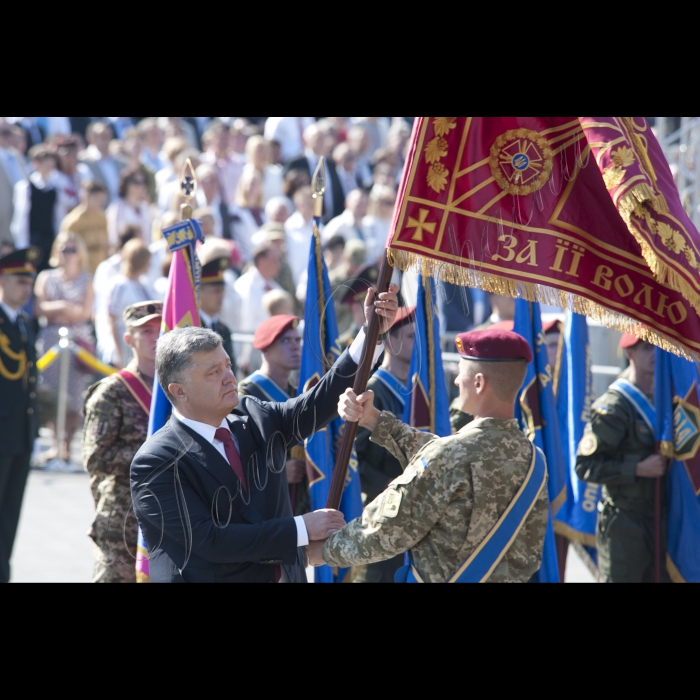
top-left (575, 375), bottom-right (656, 516)
top-left (323, 412), bottom-right (549, 583)
top-left (82, 361), bottom-right (152, 499)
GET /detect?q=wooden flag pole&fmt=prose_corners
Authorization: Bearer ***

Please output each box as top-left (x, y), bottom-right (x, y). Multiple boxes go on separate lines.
top-left (326, 256), bottom-right (394, 511)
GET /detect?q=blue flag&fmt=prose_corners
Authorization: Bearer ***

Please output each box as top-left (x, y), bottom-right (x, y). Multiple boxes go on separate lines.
top-left (298, 221), bottom-right (364, 584)
top-left (513, 299), bottom-right (566, 583)
top-left (402, 275), bottom-right (451, 438)
top-left (553, 311), bottom-right (600, 571)
top-left (655, 348), bottom-right (700, 583)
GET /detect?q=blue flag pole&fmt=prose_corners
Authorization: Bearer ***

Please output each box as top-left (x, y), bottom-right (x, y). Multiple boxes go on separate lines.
top-left (402, 275), bottom-right (451, 437)
top-left (553, 311), bottom-right (600, 573)
top-left (513, 299), bottom-right (566, 583)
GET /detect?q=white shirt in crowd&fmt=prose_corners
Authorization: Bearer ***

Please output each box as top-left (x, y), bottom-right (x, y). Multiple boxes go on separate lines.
top-left (264, 117), bottom-right (316, 163)
top-left (322, 209), bottom-right (384, 264)
top-left (106, 199), bottom-right (154, 248)
top-left (284, 211), bottom-right (320, 287)
top-left (232, 267), bottom-right (281, 332)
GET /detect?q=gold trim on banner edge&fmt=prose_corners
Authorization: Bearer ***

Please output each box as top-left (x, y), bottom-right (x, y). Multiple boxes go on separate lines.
top-left (617, 184), bottom-right (700, 319)
top-left (387, 249), bottom-right (699, 363)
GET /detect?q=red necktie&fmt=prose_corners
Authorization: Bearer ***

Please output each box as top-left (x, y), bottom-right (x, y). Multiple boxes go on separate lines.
top-left (215, 428), bottom-right (248, 493)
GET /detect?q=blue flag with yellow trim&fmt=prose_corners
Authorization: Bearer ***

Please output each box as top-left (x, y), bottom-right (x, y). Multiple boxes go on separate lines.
top-left (655, 348), bottom-right (700, 583)
top-left (298, 222), bottom-right (364, 584)
top-left (402, 275), bottom-right (451, 437)
top-left (513, 299), bottom-right (565, 583)
top-left (553, 311), bottom-right (600, 570)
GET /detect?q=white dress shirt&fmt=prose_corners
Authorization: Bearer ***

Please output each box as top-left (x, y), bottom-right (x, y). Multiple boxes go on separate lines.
top-left (0, 301), bottom-right (19, 323)
top-left (284, 210), bottom-right (320, 287)
top-left (264, 117), bottom-right (316, 163)
top-left (232, 267), bottom-right (281, 332)
top-left (171, 409), bottom-right (310, 548)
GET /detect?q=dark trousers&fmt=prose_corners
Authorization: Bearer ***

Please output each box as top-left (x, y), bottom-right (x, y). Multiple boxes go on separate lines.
top-left (0, 453), bottom-right (31, 583)
top-left (597, 503), bottom-right (669, 583)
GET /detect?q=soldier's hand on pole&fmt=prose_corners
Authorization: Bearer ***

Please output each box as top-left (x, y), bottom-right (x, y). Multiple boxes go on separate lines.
top-left (338, 389), bottom-right (380, 431)
top-left (365, 283), bottom-right (400, 336)
top-left (302, 509), bottom-right (347, 541)
top-left (635, 454), bottom-right (668, 478)
top-left (306, 540), bottom-right (327, 567)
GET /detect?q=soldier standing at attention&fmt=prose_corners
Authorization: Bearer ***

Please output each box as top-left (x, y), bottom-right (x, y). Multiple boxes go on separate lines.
top-left (354, 306), bottom-right (415, 583)
top-left (238, 315), bottom-right (309, 516)
top-left (82, 301), bottom-right (162, 583)
top-left (575, 333), bottom-right (668, 583)
top-left (0, 248), bottom-right (39, 583)
top-left (198, 243), bottom-right (237, 376)
top-left (308, 329), bottom-right (550, 583)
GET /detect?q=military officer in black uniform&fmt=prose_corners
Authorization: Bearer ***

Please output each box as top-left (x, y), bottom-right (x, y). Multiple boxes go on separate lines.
top-left (354, 305), bottom-right (415, 583)
top-left (0, 248), bottom-right (39, 583)
top-left (198, 245), bottom-right (237, 377)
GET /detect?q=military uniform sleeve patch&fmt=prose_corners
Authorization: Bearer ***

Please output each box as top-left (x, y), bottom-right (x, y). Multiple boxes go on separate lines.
top-left (596, 405), bottom-right (610, 415)
top-left (381, 490), bottom-right (402, 519)
top-left (578, 433), bottom-right (598, 457)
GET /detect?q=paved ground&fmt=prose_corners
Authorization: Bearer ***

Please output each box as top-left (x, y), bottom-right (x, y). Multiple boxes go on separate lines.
top-left (10, 429), bottom-right (597, 583)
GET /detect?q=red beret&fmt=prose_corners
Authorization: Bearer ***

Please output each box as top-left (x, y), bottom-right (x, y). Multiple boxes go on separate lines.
top-left (619, 332), bottom-right (642, 350)
top-left (253, 315), bottom-right (300, 351)
top-left (391, 306), bottom-right (415, 331)
top-left (455, 329), bottom-right (533, 363)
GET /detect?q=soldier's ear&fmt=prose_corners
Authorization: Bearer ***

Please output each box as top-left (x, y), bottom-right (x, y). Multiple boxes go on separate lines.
top-left (124, 331), bottom-right (133, 348)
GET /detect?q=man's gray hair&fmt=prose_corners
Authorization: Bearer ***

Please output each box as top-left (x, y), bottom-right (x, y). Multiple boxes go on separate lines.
top-left (156, 327), bottom-right (223, 403)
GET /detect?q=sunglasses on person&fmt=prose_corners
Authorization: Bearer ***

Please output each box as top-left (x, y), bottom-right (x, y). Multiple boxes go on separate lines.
top-left (130, 178), bottom-right (147, 186)
top-left (60, 247), bottom-right (78, 255)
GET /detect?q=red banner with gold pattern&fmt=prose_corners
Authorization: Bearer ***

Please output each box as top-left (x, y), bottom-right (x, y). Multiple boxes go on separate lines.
top-left (388, 117), bottom-right (700, 360)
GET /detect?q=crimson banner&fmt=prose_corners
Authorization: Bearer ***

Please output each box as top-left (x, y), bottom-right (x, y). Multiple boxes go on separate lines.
top-left (388, 117), bottom-right (700, 360)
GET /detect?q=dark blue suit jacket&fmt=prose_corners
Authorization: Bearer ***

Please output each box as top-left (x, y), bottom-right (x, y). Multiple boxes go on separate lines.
top-left (131, 348), bottom-right (366, 583)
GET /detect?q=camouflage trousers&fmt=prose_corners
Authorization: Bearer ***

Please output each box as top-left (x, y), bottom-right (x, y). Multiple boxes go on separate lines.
top-left (89, 476), bottom-right (138, 584)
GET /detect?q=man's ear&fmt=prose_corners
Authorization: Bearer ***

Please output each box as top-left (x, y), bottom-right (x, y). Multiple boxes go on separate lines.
top-left (169, 383), bottom-right (186, 403)
top-left (474, 372), bottom-right (486, 394)
top-left (124, 331), bottom-right (133, 349)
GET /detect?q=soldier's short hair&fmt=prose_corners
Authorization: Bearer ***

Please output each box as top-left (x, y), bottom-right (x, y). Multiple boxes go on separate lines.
top-left (156, 327), bottom-right (223, 404)
top-left (464, 360), bottom-right (528, 402)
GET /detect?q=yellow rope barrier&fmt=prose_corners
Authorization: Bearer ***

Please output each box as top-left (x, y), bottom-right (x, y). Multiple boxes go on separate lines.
top-left (37, 346), bottom-right (60, 373)
top-left (72, 346), bottom-right (117, 376)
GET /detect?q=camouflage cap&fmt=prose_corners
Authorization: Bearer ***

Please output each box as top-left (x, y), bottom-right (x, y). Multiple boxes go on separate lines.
top-left (124, 301), bottom-right (163, 329)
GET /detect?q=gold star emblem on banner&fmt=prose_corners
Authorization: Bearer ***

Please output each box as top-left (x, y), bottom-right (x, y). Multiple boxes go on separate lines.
top-left (407, 208), bottom-right (437, 242)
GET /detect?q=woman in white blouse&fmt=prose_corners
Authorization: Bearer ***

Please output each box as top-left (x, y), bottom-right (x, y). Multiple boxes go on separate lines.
top-left (228, 169), bottom-right (267, 264)
top-left (106, 166), bottom-right (154, 251)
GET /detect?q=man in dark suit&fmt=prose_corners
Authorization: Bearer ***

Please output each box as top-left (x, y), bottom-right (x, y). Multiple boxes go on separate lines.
top-left (0, 248), bottom-right (39, 583)
top-left (283, 122), bottom-right (345, 224)
top-left (131, 283), bottom-right (399, 583)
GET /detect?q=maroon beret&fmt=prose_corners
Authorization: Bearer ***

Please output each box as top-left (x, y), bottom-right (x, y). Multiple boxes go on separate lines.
top-left (455, 329), bottom-right (533, 363)
top-left (619, 332), bottom-right (642, 350)
top-left (340, 264), bottom-right (379, 305)
top-left (253, 315), bottom-right (300, 351)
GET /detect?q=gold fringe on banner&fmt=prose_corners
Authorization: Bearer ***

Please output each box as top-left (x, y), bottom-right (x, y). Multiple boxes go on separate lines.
top-left (387, 249), bottom-right (699, 363)
top-left (616, 185), bottom-right (700, 319)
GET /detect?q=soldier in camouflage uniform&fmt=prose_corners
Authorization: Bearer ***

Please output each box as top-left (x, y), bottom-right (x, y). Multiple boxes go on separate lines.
top-left (82, 301), bottom-right (162, 583)
top-left (308, 329), bottom-right (549, 583)
top-left (575, 334), bottom-right (668, 583)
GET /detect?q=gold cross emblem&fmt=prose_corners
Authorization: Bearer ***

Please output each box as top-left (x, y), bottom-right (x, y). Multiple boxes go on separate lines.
top-left (407, 208), bottom-right (436, 242)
